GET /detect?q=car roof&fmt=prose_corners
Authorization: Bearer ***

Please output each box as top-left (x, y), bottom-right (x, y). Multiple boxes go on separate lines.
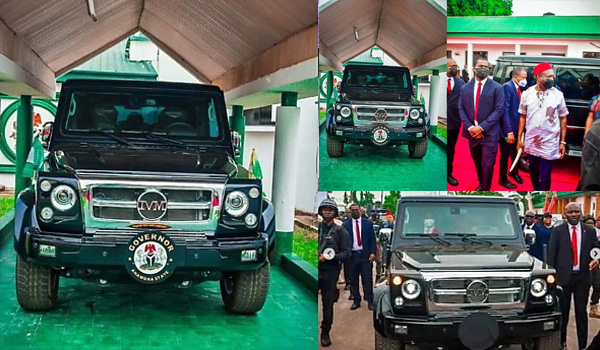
top-left (400, 195), bottom-right (515, 204)
top-left (344, 64), bottom-right (410, 71)
top-left (497, 56), bottom-right (600, 66)
top-left (61, 79), bottom-right (223, 93)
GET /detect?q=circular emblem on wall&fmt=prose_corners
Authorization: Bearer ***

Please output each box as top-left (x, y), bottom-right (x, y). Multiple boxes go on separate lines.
top-left (319, 73), bottom-right (344, 98)
top-left (137, 190), bottom-right (168, 221)
top-left (126, 231), bottom-right (176, 284)
top-left (371, 125), bottom-right (391, 146)
top-left (374, 108), bottom-right (388, 122)
top-left (466, 280), bottom-right (489, 303)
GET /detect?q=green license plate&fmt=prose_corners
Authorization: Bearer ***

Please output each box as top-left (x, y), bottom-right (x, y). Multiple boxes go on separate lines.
top-left (241, 250), bottom-right (257, 262)
top-left (39, 244), bottom-right (56, 257)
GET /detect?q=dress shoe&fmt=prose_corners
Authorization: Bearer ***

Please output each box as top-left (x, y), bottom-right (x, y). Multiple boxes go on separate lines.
top-left (368, 303), bottom-right (373, 311)
top-left (447, 175), bottom-right (459, 187)
top-left (350, 303), bottom-right (361, 310)
top-left (348, 294), bottom-right (353, 301)
top-left (509, 173), bottom-right (524, 184)
top-left (475, 186), bottom-right (482, 191)
top-left (498, 180), bottom-right (517, 189)
top-left (321, 332), bottom-right (332, 347)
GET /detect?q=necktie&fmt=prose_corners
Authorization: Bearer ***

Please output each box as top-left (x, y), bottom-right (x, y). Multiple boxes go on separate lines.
top-left (572, 226), bottom-right (578, 267)
top-left (517, 86), bottom-right (521, 101)
top-left (447, 78), bottom-right (452, 94)
top-left (474, 82), bottom-right (482, 122)
top-left (355, 219), bottom-right (362, 247)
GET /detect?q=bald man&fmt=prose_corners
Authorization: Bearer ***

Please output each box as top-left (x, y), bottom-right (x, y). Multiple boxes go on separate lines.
top-left (548, 202), bottom-right (600, 350)
top-left (446, 58), bottom-right (464, 187)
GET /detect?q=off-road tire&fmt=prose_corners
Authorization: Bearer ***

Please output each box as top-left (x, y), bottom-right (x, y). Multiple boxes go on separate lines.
top-left (408, 138), bottom-right (428, 159)
top-left (220, 262), bottom-right (270, 314)
top-left (326, 136), bottom-right (344, 157)
top-left (15, 255), bottom-right (58, 311)
top-left (375, 331), bottom-right (406, 350)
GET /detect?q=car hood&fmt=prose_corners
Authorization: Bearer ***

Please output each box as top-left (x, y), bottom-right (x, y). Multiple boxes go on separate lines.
top-left (398, 246), bottom-right (534, 271)
top-left (52, 145), bottom-right (241, 177)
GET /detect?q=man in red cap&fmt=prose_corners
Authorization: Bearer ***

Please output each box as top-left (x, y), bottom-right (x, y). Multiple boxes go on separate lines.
top-left (517, 62), bottom-right (568, 190)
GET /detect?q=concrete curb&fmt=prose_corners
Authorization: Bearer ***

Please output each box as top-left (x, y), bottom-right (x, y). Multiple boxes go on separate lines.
top-left (0, 209), bottom-right (15, 247)
top-left (432, 133), bottom-right (447, 150)
top-left (280, 252), bottom-right (317, 296)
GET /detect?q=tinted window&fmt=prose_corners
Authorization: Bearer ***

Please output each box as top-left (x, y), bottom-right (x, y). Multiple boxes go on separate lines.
top-left (555, 66), bottom-right (600, 101)
top-left (345, 68), bottom-right (409, 88)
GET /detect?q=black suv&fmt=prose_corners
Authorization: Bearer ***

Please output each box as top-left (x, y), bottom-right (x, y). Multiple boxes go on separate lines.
top-left (14, 79), bottom-right (275, 314)
top-left (374, 196), bottom-right (561, 350)
top-left (325, 64), bottom-right (430, 158)
top-left (494, 55), bottom-right (600, 157)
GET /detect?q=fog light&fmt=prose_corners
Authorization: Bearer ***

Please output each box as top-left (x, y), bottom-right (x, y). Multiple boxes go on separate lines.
top-left (394, 325), bottom-right (408, 335)
top-left (543, 321), bottom-right (555, 331)
top-left (336, 116), bottom-right (342, 122)
top-left (40, 207), bottom-right (54, 221)
top-left (394, 296), bottom-right (404, 307)
top-left (545, 294), bottom-right (553, 305)
top-left (40, 180), bottom-right (52, 192)
top-left (245, 213), bottom-right (258, 227)
top-left (418, 118), bottom-right (423, 124)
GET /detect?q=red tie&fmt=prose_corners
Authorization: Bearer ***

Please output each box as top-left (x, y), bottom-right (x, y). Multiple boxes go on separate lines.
top-left (474, 82), bottom-right (482, 122)
top-left (572, 226), bottom-right (578, 267)
top-left (355, 219), bottom-right (362, 247)
top-left (517, 86), bottom-right (521, 101)
top-left (447, 78), bottom-right (452, 94)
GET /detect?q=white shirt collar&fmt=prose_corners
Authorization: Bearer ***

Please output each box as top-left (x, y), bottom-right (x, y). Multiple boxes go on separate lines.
top-left (475, 77), bottom-right (488, 86)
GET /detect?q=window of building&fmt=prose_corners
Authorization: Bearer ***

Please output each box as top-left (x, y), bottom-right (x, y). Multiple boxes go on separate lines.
top-left (542, 53), bottom-right (565, 57)
top-left (244, 106), bottom-right (275, 126)
top-left (447, 51), bottom-right (452, 58)
top-left (583, 52), bottom-right (600, 59)
top-left (502, 52), bottom-right (526, 56)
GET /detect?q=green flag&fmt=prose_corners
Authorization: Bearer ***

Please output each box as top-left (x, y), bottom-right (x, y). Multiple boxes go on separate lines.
top-left (249, 149), bottom-right (263, 180)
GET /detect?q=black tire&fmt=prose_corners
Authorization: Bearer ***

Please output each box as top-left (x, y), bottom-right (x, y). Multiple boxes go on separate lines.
top-left (326, 136), bottom-right (344, 157)
top-left (521, 331), bottom-right (561, 350)
top-left (408, 138), bottom-right (428, 159)
top-left (375, 331), bottom-right (406, 350)
top-left (15, 255), bottom-right (58, 311)
top-left (220, 263), bottom-right (270, 314)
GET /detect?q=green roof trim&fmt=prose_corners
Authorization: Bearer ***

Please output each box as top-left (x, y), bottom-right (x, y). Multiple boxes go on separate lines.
top-left (345, 50), bottom-right (384, 66)
top-left (448, 16), bottom-right (600, 39)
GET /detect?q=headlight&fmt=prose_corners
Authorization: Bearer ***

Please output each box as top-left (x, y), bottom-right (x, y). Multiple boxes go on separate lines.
top-left (409, 109), bottom-right (420, 119)
top-left (531, 278), bottom-right (548, 298)
top-left (401, 279), bottom-right (421, 300)
top-left (50, 185), bottom-right (77, 211)
top-left (225, 191), bottom-right (249, 217)
top-left (340, 106), bottom-right (351, 118)
top-left (40, 180), bottom-right (52, 192)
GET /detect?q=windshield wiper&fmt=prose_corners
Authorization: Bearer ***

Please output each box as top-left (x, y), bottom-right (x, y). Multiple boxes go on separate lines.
top-left (445, 233), bottom-right (493, 246)
top-left (415, 233), bottom-right (452, 246)
top-left (139, 131), bottom-right (191, 149)
top-left (90, 130), bottom-right (133, 146)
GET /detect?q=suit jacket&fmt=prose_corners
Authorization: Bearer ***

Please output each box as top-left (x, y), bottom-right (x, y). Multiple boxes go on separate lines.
top-left (343, 217), bottom-right (377, 262)
top-left (458, 79), bottom-right (505, 145)
top-left (547, 222), bottom-right (600, 286)
top-left (461, 69), bottom-right (470, 83)
top-left (447, 76), bottom-right (465, 130)
top-left (502, 81), bottom-right (523, 137)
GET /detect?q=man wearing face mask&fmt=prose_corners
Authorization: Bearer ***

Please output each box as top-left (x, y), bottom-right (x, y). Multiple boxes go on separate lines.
top-left (499, 67), bottom-right (528, 189)
top-left (343, 203), bottom-right (376, 311)
top-left (458, 58), bottom-right (505, 190)
top-left (447, 58), bottom-right (465, 187)
top-left (517, 62), bottom-right (568, 190)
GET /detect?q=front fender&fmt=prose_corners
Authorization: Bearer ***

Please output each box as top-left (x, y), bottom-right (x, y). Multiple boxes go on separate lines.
top-left (260, 198), bottom-right (275, 258)
top-left (325, 109), bottom-right (335, 136)
top-left (373, 282), bottom-right (392, 336)
top-left (14, 188), bottom-right (36, 259)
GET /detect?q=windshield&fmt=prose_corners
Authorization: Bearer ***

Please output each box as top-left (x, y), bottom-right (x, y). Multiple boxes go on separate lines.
top-left (344, 68), bottom-right (410, 89)
top-left (394, 202), bottom-right (520, 247)
top-left (63, 91), bottom-right (222, 140)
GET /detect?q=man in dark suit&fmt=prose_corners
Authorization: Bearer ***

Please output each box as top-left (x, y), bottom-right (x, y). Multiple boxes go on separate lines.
top-left (461, 64), bottom-right (470, 83)
top-left (458, 58), bottom-right (505, 190)
top-left (548, 202), bottom-right (600, 350)
top-left (343, 203), bottom-right (376, 311)
top-left (447, 58), bottom-right (464, 187)
top-left (499, 67), bottom-right (527, 188)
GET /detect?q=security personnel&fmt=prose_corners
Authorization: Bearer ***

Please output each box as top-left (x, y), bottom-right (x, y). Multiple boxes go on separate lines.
top-left (318, 199), bottom-right (350, 347)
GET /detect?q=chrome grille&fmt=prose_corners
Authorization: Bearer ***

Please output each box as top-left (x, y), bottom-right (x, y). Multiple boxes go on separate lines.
top-left (90, 186), bottom-right (214, 222)
top-left (355, 106), bottom-right (408, 123)
top-left (430, 278), bottom-right (524, 305)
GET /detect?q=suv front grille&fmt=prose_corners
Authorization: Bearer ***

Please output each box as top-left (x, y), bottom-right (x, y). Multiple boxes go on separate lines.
top-left (430, 278), bottom-right (524, 305)
top-left (90, 186), bottom-right (214, 222)
top-left (355, 106), bottom-right (408, 123)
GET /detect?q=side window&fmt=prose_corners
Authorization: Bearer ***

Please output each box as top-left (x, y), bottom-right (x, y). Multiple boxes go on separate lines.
top-left (555, 67), bottom-right (600, 101)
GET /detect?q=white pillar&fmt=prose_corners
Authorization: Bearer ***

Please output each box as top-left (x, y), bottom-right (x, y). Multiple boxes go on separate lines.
top-left (515, 44), bottom-right (521, 56)
top-left (467, 43), bottom-right (474, 80)
top-left (271, 105), bottom-right (300, 255)
top-left (429, 72), bottom-right (440, 129)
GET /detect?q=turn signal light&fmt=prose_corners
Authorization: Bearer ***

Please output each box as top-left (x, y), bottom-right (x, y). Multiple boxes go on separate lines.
top-left (547, 275), bottom-right (556, 284)
top-left (391, 275), bottom-right (402, 286)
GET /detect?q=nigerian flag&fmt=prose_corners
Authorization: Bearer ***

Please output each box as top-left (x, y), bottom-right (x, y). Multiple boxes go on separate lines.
top-left (249, 148), bottom-right (263, 179)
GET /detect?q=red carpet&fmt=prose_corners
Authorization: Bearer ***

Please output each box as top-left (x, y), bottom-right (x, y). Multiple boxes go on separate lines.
top-left (448, 127), bottom-right (581, 191)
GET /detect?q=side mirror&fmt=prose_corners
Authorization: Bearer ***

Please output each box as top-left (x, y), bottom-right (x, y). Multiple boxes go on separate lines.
top-left (41, 122), bottom-right (53, 149)
top-left (524, 228), bottom-right (536, 245)
top-left (230, 131), bottom-right (241, 158)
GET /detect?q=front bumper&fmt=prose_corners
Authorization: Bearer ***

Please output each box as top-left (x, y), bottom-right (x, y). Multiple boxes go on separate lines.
top-left (18, 227), bottom-right (268, 272)
top-left (329, 123), bottom-right (427, 144)
top-left (379, 310), bottom-right (561, 347)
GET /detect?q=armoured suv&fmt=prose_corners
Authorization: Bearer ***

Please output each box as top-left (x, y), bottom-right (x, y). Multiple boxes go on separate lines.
top-left (14, 79), bottom-right (275, 314)
top-left (374, 196), bottom-right (561, 350)
top-left (325, 64), bottom-right (430, 158)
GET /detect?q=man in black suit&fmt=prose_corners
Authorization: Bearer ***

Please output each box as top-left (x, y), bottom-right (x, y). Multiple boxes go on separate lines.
top-left (461, 64), bottom-right (470, 83)
top-left (447, 58), bottom-right (465, 187)
top-left (343, 203), bottom-right (377, 311)
top-left (548, 202), bottom-right (600, 350)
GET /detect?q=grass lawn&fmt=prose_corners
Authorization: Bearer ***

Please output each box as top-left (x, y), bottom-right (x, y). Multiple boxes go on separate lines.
top-left (437, 126), bottom-right (447, 139)
top-left (293, 225), bottom-right (317, 268)
top-left (0, 194), bottom-right (14, 217)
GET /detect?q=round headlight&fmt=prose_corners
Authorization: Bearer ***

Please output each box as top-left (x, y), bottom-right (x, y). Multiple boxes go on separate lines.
top-left (531, 278), bottom-right (548, 298)
top-left (401, 279), bottom-right (421, 300)
top-left (245, 213), bottom-right (258, 227)
top-left (249, 188), bottom-right (260, 199)
top-left (394, 296), bottom-right (404, 307)
top-left (40, 207), bottom-right (54, 221)
top-left (50, 185), bottom-right (77, 211)
top-left (40, 180), bottom-right (52, 192)
top-left (409, 109), bottom-right (420, 119)
top-left (225, 191), bottom-right (249, 217)
top-left (340, 106), bottom-right (352, 118)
